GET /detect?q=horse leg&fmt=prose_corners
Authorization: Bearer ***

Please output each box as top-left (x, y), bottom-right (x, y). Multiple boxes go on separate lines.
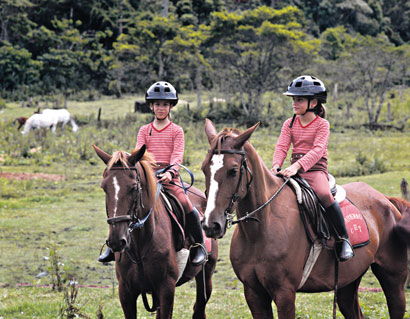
top-left (335, 276), bottom-right (364, 319)
top-left (371, 262), bottom-right (407, 319)
top-left (192, 266), bottom-right (213, 319)
top-left (118, 283), bottom-right (137, 319)
top-left (156, 284), bottom-right (176, 319)
top-left (243, 284), bottom-right (275, 319)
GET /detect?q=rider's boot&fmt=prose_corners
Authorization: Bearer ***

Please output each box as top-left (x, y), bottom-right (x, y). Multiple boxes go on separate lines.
top-left (325, 201), bottom-right (355, 262)
top-left (186, 208), bottom-right (208, 266)
top-left (98, 247), bottom-right (115, 263)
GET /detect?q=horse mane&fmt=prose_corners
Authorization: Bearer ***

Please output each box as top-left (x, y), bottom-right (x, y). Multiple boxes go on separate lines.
top-left (107, 150), bottom-right (158, 204)
top-left (201, 127), bottom-right (242, 170)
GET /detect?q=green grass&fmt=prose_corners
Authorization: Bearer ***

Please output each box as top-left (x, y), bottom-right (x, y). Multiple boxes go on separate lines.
top-left (1, 95), bottom-right (410, 318)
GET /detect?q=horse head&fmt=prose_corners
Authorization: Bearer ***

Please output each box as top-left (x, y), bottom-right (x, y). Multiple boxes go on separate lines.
top-left (201, 119), bottom-right (259, 239)
top-left (93, 144), bottom-right (156, 253)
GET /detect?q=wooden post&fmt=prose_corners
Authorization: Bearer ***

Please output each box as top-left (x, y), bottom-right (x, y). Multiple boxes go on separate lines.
top-left (97, 107), bottom-right (102, 122)
top-left (401, 178), bottom-right (410, 202)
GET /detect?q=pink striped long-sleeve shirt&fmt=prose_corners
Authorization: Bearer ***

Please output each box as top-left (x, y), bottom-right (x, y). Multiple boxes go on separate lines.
top-left (135, 122), bottom-right (184, 170)
top-left (272, 115), bottom-right (329, 172)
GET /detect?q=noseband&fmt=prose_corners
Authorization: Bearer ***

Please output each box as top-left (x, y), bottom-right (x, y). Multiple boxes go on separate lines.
top-left (212, 149), bottom-right (253, 229)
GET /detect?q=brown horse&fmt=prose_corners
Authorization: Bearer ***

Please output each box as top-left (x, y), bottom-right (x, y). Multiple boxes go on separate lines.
top-left (93, 144), bottom-right (218, 319)
top-left (201, 119), bottom-right (410, 319)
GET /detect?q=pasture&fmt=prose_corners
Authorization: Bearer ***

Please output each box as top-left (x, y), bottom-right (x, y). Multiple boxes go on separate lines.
top-left (0, 95), bottom-right (410, 318)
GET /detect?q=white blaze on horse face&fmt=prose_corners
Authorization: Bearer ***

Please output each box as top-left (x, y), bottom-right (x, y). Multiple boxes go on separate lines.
top-left (204, 154), bottom-right (225, 226)
top-left (113, 176), bottom-right (120, 217)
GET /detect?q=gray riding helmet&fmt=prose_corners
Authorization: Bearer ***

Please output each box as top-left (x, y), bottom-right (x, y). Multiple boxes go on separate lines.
top-left (145, 81), bottom-right (179, 106)
top-left (283, 75), bottom-right (327, 103)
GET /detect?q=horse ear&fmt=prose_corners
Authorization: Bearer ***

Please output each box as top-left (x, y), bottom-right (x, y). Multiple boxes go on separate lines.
top-left (92, 144), bottom-right (112, 164)
top-left (232, 122), bottom-right (260, 149)
top-left (204, 118), bottom-right (217, 144)
top-left (129, 144), bottom-right (146, 166)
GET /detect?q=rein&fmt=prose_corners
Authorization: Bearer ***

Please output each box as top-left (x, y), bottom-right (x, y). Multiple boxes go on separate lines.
top-left (212, 149), bottom-right (288, 229)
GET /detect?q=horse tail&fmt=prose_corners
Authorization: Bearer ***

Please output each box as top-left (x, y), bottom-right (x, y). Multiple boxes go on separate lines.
top-left (389, 196), bottom-right (410, 246)
top-left (70, 116), bottom-right (78, 132)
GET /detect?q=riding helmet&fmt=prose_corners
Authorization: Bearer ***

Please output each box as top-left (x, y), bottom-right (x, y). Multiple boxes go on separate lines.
top-left (283, 75), bottom-right (327, 103)
top-left (145, 81), bottom-right (178, 105)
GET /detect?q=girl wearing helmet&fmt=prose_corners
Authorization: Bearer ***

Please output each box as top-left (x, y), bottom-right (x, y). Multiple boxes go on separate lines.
top-left (98, 81), bottom-right (207, 266)
top-left (271, 75), bottom-right (354, 262)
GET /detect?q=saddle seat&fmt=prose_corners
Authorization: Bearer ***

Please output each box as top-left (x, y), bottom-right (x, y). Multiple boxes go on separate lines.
top-left (288, 174), bottom-right (369, 249)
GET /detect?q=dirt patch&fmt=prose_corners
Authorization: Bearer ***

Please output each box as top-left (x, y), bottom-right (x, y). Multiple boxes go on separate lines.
top-left (0, 172), bottom-right (65, 181)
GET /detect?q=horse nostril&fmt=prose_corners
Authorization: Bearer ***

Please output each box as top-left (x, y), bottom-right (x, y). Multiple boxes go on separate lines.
top-left (212, 222), bottom-right (222, 235)
top-left (120, 239), bottom-right (127, 249)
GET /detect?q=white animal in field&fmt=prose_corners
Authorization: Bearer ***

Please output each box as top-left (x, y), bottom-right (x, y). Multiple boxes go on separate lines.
top-left (41, 109), bottom-right (78, 132)
top-left (21, 109), bottom-right (78, 135)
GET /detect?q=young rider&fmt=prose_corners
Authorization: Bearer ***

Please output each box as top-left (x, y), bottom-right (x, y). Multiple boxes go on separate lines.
top-left (98, 81), bottom-right (207, 266)
top-left (271, 75), bottom-right (354, 262)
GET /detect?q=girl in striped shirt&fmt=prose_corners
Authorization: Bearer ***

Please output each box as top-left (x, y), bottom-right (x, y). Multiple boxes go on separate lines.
top-left (271, 75), bottom-right (354, 262)
top-left (98, 81), bottom-right (207, 266)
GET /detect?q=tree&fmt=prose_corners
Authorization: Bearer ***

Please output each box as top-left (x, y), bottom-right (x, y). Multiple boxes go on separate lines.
top-left (0, 43), bottom-right (40, 97)
top-left (208, 5), bottom-right (318, 122)
top-left (332, 34), bottom-right (410, 125)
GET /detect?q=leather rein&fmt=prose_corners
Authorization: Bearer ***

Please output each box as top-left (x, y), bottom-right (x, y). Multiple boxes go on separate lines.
top-left (213, 149), bottom-right (289, 230)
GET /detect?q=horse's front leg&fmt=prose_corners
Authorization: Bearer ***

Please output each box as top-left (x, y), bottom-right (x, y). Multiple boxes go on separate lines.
top-left (118, 282), bottom-right (138, 319)
top-left (155, 281), bottom-right (176, 319)
top-left (243, 284), bottom-right (274, 319)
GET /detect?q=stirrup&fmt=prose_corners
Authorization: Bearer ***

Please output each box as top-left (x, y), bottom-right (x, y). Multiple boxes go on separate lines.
top-left (189, 243), bottom-right (208, 266)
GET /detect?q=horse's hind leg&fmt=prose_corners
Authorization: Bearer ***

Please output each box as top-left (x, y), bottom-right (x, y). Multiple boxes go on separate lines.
top-left (371, 262), bottom-right (407, 319)
top-left (193, 265), bottom-right (214, 319)
top-left (336, 275), bottom-right (364, 319)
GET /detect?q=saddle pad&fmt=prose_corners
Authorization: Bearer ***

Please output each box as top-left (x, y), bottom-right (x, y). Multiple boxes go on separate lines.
top-left (340, 199), bottom-right (369, 248)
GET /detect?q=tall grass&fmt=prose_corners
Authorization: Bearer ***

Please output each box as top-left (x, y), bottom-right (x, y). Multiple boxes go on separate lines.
top-left (1, 95), bottom-right (410, 318)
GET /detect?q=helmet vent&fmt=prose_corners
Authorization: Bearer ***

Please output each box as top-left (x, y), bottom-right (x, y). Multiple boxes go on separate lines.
top-left (164, 87), bottom-right (171, 92)
top-left (313, 81), bottom-right (321, 86)
top-left (154, 87), bottom-right (160, 92)
top-left (295, 81), bottom-right (302, 87)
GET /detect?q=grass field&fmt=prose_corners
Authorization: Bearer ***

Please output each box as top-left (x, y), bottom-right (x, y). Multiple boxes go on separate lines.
top-left (1, 95), bottom-right (410, 318)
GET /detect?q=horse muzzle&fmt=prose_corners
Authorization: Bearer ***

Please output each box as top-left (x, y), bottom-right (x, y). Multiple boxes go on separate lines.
top-left (202, 217), bottom-right (226, 239)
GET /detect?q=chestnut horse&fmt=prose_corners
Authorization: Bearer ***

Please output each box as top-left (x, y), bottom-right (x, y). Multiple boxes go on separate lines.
top-left (93, 144), bottom-right (218, 319)
top-left (201, 119), bottom-right (410, 319)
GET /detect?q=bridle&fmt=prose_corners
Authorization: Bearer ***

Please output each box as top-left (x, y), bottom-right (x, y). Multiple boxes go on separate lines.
top-left (104, 165), bottom-right (158, 232)
top-left (103, 163), bottom-right (161, 312)
top-left (211, 149), bottom-right (253, 229)
top-left (211, 149), bottom-right (289, 230)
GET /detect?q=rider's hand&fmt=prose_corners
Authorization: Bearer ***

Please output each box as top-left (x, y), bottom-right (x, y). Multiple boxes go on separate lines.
top-left (280, 162), bottom-right (301, 177)
top-left (270, 165), bottom-right (281, 174)
top-left (158, 171), bottom-right (173, 183)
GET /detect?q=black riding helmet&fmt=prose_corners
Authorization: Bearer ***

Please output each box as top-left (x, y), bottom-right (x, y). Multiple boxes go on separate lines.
top-left (283, 75), bottom-right (327, 103)
top-left (284, 75), bottom-right (327, 128)
top-left (145, 81), bottom-right (178, 106)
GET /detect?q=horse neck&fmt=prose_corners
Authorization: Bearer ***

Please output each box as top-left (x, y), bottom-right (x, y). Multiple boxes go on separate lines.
top-left (236, 148), bottom-right (284, 227)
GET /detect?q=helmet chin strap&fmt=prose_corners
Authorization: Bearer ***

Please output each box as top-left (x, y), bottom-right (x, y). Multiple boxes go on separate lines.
top-left (302, 98), bottom-right (311, 115)
top-left (289, 98), bottom-right (312, 128)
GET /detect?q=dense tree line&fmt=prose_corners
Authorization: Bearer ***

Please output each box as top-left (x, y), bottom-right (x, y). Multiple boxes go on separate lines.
top-left (0, 0), bottom-right (409, 125)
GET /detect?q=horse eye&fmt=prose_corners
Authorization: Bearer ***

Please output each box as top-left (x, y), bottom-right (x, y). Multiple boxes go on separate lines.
top-left (228, 168), bottom-right (238, 177)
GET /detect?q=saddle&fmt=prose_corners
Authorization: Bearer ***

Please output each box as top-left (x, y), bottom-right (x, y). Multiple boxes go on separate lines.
top-left (160, 190), bottom-right (186, 251)
top-left (160, 189), bottom-right (211, 254)
top-left (288, 174), bottom-right (369, 249)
